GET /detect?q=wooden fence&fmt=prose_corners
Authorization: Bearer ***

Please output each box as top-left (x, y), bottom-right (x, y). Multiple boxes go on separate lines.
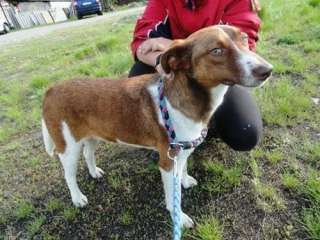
top-left (1, 5), bottom-right (70, 30)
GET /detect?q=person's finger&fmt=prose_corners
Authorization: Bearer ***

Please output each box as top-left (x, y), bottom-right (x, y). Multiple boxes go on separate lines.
top-left (141, 42), bottom-right (153, 54)
top-left (152, 43), bottom-right (166, 52)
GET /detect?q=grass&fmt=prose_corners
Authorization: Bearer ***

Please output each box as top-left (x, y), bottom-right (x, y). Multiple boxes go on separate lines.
top-left (252, 178), bottom-right (285, 212)
top-left (63, 207), bottom-right (80, 222)
top-left (250, 155), bottom-right (285, 212)
top-left (108, 170), bottom-right (124, 189)
top-left (282, 173), bottom-right (301, 190)
top-left (303, 170), bottom-right (320, 205)
top-left (0, 16), bottom-right (135, 142)
top-left (0, 0), bottom-right (320, 239)
top-left (120, 210), bottom-right (134, 225)
top-left (309, 0), bottom-right (320, 7)
top-left (191, 216), bottom-right (223, 240)
top-left (46, 199), bottom-right (64, 213)
top-left (202, 160), bottom-right (243, 194)
top-left (27, 216), bottom-right (45, 237)
top-left (301, 171), bottom-right (320, 239)
top-left (15, 200), bottom-right (34, 220)
top-left (303, 207), bottom-right (320, 239)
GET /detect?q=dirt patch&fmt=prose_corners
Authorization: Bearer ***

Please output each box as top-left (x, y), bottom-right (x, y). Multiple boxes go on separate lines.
top-left (0, 127), bottom-right (309, 239)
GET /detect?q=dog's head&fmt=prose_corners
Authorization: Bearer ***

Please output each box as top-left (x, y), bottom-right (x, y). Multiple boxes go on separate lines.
top-left (161, 25), bottom-right (273, 88)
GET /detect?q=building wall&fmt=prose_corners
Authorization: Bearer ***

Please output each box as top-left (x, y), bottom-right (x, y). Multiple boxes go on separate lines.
top-left (18, 2), bottom-right (51, 12)
top-left (50, 2), bottom-right (71, 10)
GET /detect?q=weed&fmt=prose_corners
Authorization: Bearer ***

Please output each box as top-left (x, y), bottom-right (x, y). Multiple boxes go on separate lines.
top-left (120, 210), bottom-right (133, 225)
top-left (252, 178), bottom-right (285, 212)
top-left (299, 170), bottom-right (320, 239)
top-left (28, 156), bottom-right (41, 168)
top-left (46, 199), bottom-right (64, 213)
top-left (42, 231), bottom-right (59, 240)
top-left (251, 148), bottom-right (264, 159)
top-left (203, 161), bottom-right (242, 194)
top-left (63, 207), bottom-right (80, 222)
top-left (108, 170), bottom-right (123, 189)
top-left (282, 173), bottom-right (301, 190)
top-left (15, 200), bottom-right (34, 220)
top-left (249, 158), bottom-right (261, 178)
top-left (303, 170), bottom-right (320, 205)
top-left (192, 216), bottom-right (223, 240)
top-left (300, 141), bottom-right (320, 168)
top-left (266, 150), bottom-right (284, 165)
top-left (27, 216), bottom-right (45, 237)
top-left (303, 206), bottom-right (320, 239)
top-left (29, 76), bottom-right (50, 90)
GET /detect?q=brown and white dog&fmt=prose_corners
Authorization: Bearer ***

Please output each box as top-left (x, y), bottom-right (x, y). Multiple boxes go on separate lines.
top-left (42, 25), bottom-right (272, 228)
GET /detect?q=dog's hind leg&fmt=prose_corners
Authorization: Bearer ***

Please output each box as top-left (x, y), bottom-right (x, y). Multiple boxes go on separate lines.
top-left (41, 119), bottom-right (55, 157)
top-left (181, 161), bottom-right (198, 189)
top-left (83, 139), bottom-right (104, 179)
top-left (59, 122), bottom-right (88, 207)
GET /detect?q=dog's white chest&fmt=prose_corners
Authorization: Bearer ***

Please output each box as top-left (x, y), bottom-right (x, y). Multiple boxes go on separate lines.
top-left (148, 83), bottom-right (229, 142)
top-left (209, 84), bottom-right (229, 116)
top-left (165, 101), bottom-right (205, 141)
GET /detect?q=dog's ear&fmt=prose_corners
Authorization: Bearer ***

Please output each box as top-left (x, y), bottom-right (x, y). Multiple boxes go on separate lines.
top-left (161, 40), bottom-right (192, 74)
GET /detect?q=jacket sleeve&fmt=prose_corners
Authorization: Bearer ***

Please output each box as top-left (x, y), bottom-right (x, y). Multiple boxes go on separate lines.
top-left (130, 0), bottom-right (167, 57)
top-left (221, 0), bottom-right (261, 51)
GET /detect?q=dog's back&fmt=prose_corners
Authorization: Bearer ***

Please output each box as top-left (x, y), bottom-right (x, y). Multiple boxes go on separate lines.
top-left (42, 75), bottom-right (161, 155)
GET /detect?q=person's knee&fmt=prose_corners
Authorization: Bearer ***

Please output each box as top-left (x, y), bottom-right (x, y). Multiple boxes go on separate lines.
top-left (226, 124), bottom-right (262, 151)
top-left (128, 61), bottom-right (155, 78)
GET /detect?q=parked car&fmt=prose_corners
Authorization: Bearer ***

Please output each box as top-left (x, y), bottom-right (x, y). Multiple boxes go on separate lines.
top-left (0, 18), bottom-right (10, 34)
top-left (73, 0), bottom-right (103, 19)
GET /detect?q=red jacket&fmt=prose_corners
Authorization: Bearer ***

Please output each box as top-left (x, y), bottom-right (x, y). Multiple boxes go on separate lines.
top-left (131, 0), bottom-right (261, 57)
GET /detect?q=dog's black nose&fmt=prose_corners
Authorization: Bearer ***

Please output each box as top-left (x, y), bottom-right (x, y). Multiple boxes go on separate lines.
top-left (253, 65), bottom-right (273, 81)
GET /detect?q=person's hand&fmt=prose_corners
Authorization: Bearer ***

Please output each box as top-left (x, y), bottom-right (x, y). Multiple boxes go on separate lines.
top-left (136, 38), bottom-right (173, 74)
top-left (138, 37), bottom-right (173, 55)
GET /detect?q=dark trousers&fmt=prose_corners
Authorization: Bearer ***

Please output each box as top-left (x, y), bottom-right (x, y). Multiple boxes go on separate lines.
top-left (129, 61), bottom-right (263, 151)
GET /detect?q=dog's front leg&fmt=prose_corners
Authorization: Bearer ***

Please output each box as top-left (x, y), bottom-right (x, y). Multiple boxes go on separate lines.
top-left (159, 150), bottom-right (194, 228)
top-left (182, 160), bottom-right (198, 189)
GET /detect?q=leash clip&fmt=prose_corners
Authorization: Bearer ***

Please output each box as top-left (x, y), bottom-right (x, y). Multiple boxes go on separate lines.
top-left (170, 142), bottom-right (184, 149)
top-left (167, 147), bottom-right (180, 177)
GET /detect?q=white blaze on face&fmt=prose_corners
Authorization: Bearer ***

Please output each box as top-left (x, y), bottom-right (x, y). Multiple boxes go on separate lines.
top-left (237, 49), bottom-right (273, 87)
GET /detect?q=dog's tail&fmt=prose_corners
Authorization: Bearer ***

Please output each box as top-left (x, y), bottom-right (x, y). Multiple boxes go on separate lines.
top-left (41, 118), bottom-right (55, 157)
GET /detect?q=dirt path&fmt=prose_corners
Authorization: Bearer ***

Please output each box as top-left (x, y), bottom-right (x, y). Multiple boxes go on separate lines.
top-left (0, 7), bottom-right (144, 47)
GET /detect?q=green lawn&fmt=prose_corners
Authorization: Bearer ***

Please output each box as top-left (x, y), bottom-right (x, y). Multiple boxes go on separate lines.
top-left (0, 0), bottom-right (320, 239)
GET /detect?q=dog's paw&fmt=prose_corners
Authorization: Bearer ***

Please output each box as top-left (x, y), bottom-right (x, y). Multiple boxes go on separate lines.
top-left (181, 212), bottom-right (194, 228)
top-left (90, 167), bottom-right (105, 179)
top-left (72, 193), bottom-right (88, 207)
top-left (182, 175), bottom-right (198, 189)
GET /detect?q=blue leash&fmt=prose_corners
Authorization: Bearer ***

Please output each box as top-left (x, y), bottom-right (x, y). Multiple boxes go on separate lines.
top-left (172, 158), bottom-right (182, 240)
top-left (157, 76), bottom-right (207, 240)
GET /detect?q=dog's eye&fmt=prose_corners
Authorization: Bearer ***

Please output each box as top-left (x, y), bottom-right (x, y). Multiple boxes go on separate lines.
top-left (211, 48), bottom-right (223, 56)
